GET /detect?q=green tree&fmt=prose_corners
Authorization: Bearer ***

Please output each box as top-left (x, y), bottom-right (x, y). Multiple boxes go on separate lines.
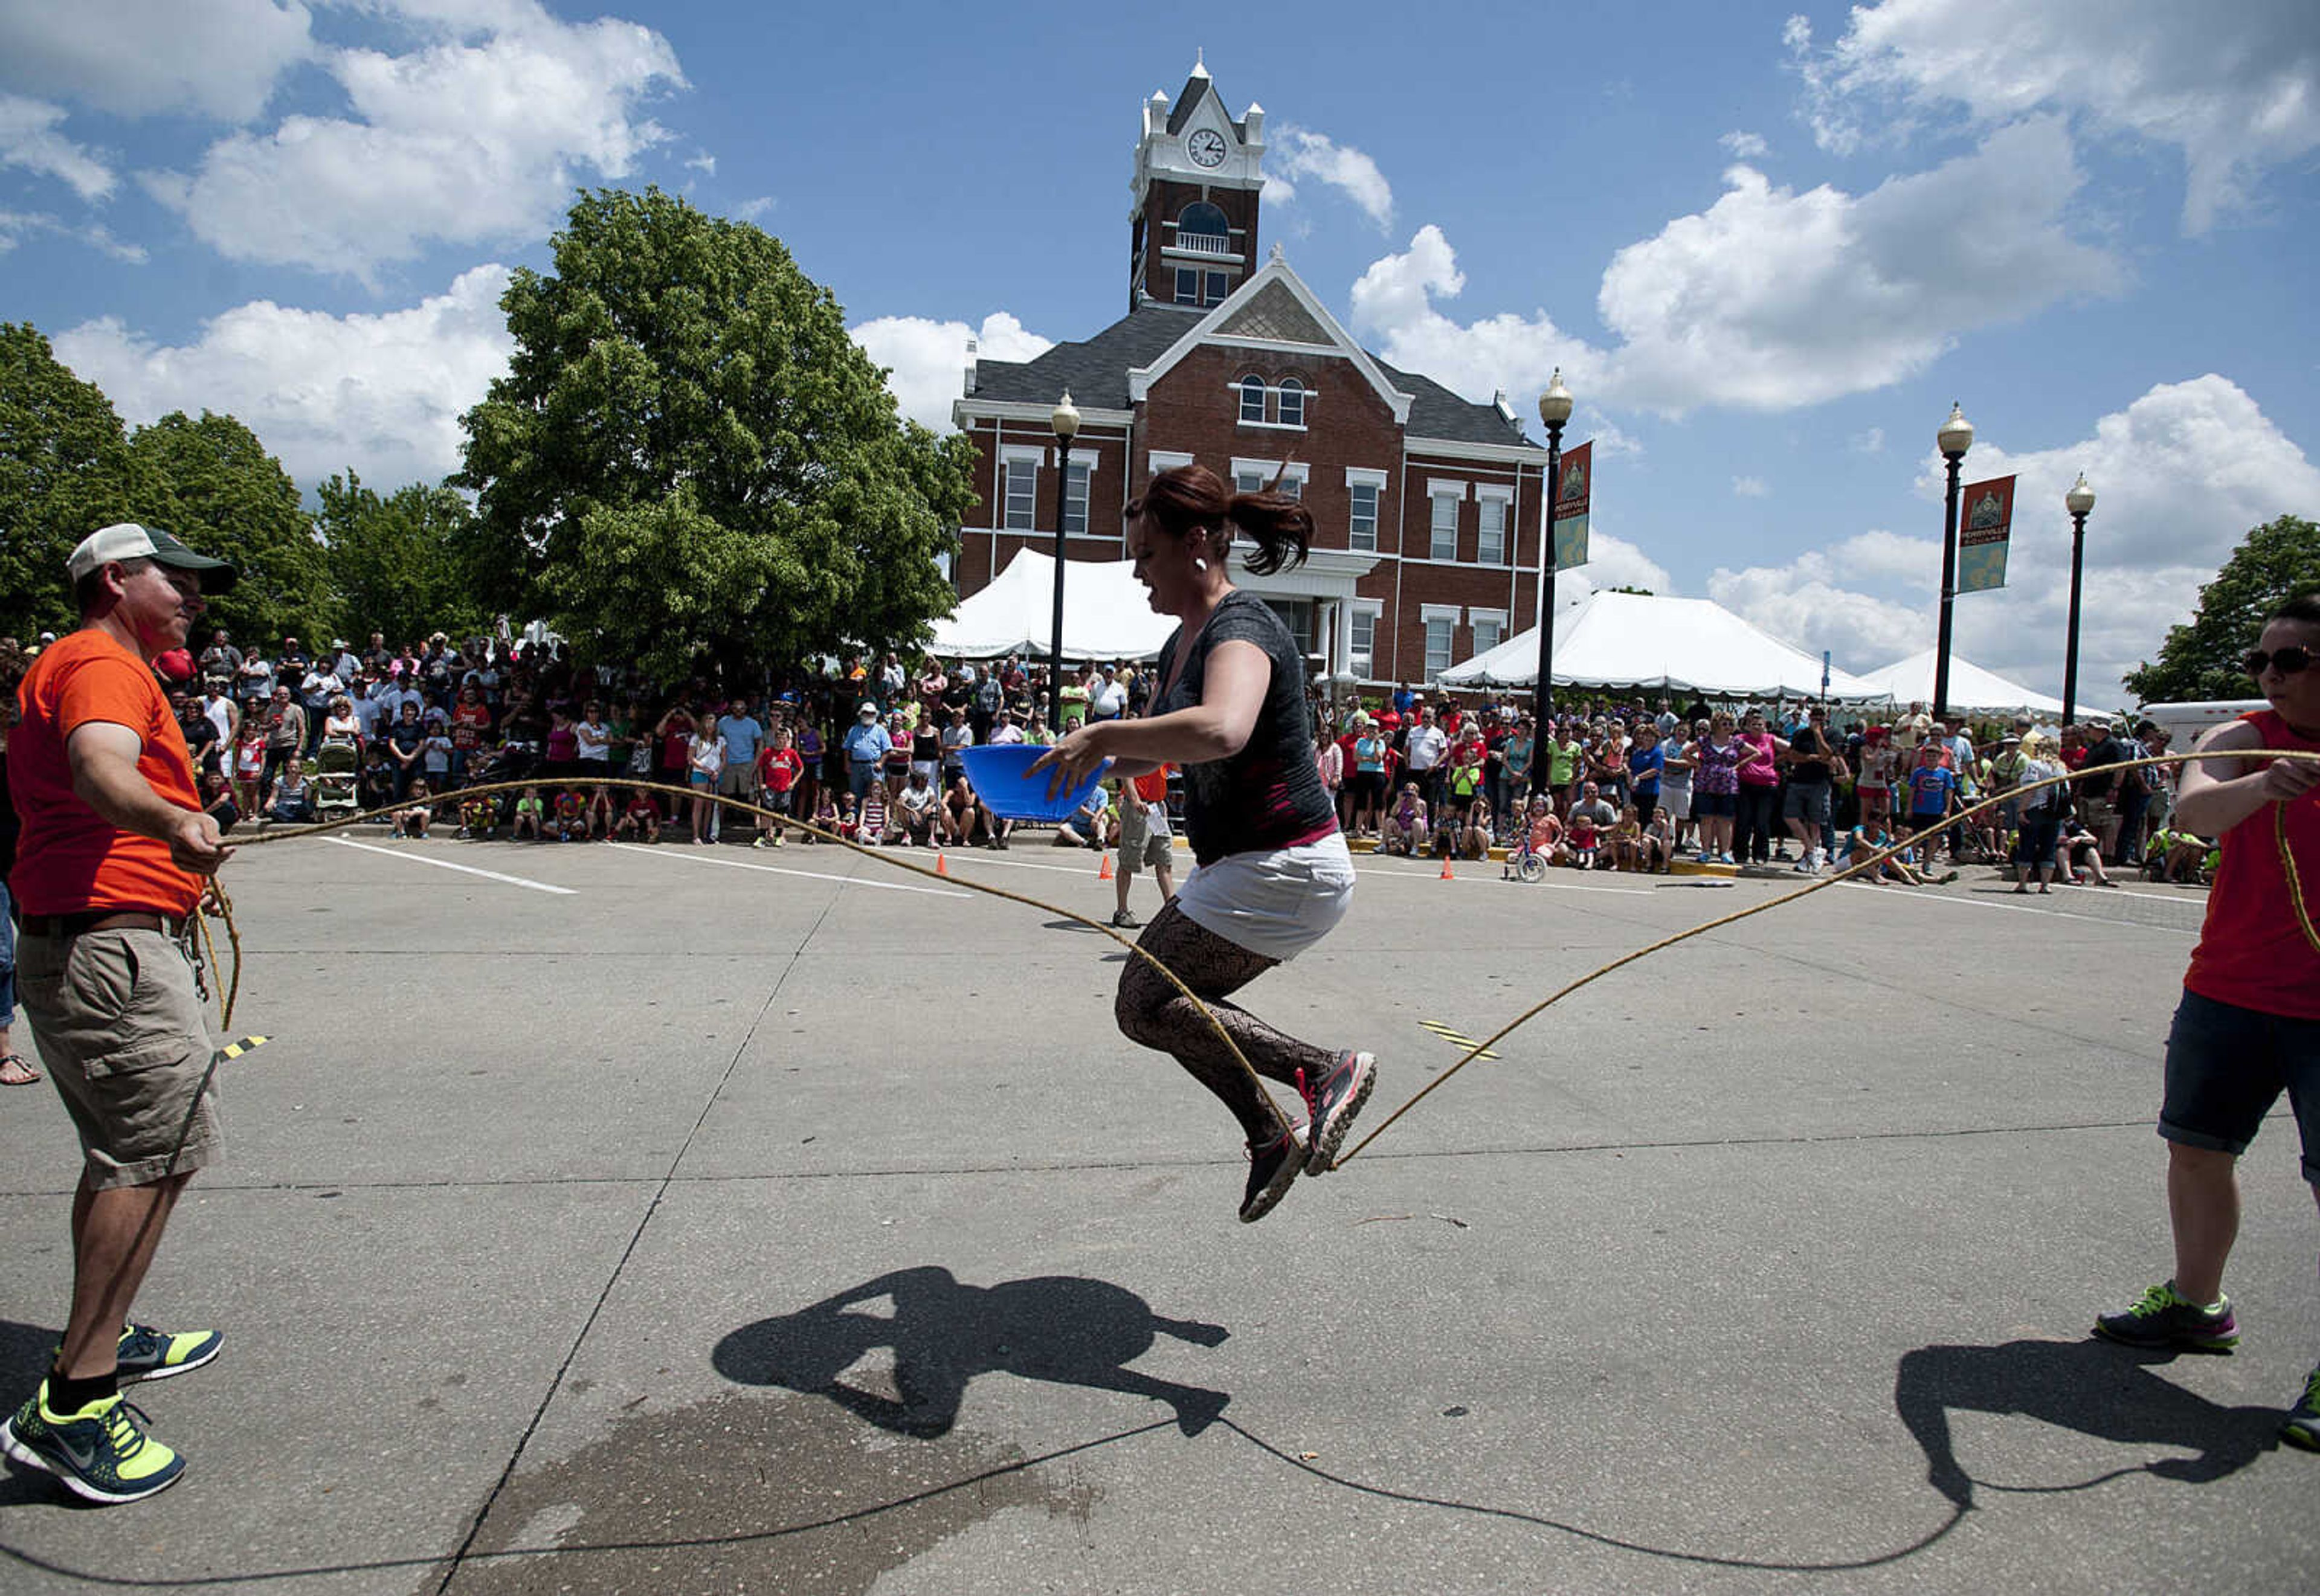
top-left (2125, 515), bottom-right (2320, 703)
top-left (317, 471), bottom-right (486, 645)
top-left (457, 187), bottom-right (974, 681)
top-left (0, 322), bottom-right (137, 638)
top-left (123, 411), bottom-right (330, 650)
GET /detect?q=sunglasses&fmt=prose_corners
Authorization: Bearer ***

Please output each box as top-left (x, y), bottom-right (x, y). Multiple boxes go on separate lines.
top-left (2244, 646), bottom-right (2315, 677)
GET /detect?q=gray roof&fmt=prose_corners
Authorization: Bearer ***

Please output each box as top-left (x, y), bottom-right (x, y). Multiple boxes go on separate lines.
top-left (1165, 73), bottom-right (1247, 140)
top-left (1377, 360), bottom-right (1536, 448)
top-left (970, 304), bottom-right (1202, 410)
top-left (968, 305), bottom-right (1535, 451)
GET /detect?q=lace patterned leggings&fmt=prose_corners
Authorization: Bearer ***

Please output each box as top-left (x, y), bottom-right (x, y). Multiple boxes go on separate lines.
top-left (1113, 902), bottom-right (1337, 1145)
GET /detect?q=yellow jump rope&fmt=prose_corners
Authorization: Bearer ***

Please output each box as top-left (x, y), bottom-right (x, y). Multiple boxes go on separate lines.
top-left (205, 749), bottom-right (2319, 1166)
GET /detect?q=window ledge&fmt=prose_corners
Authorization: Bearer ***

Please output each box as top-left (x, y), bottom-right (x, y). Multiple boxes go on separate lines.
top-left (1238, 419), bottom-right (1309, 432)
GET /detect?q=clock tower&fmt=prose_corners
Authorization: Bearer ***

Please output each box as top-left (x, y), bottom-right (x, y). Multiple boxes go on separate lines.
top-left (1129, 55), bottom-right (1266, 313)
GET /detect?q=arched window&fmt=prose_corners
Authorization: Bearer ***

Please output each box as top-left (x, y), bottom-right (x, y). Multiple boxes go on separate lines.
top-left (1177, 201), bottom-right (1229, 240)
top-left (1239, 375), bottom-right (1267, 423)
top-left (1277, 378), bottom-right (1305, 428)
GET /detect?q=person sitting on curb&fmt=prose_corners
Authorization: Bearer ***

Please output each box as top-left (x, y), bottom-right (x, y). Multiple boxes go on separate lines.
top-left (1054, 782), bottom-right (1115, 849)
top-left (1381, 781), bottom-right (1428, 857)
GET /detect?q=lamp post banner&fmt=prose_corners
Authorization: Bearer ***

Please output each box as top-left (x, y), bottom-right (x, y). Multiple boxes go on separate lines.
top-left (1552, 440), bottom-right (1593, 572)
top-left (1956, 473), bottom-right (2015, 593)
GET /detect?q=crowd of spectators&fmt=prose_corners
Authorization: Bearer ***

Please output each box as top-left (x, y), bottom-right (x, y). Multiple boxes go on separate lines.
top-left (1, 625), bottom-right (2195, 889)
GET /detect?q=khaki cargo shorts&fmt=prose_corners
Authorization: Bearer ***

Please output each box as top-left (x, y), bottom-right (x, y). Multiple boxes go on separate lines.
top-left (16, 927), bottom-right (221, 1188)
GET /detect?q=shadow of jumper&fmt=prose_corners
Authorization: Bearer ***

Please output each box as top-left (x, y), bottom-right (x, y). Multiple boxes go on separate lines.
top-left (713, 1267), bottom-right (1231, 1438)
top-left (1895, 1337), bottom-right (2280, 1508)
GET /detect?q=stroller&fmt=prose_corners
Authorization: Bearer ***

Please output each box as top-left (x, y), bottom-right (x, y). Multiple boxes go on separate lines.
top-left (312, 738), bottom-right (362, 818)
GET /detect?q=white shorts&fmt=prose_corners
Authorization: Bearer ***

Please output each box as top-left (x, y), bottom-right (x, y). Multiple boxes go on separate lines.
top-left (1173, 832), bottom-right (1355, 962)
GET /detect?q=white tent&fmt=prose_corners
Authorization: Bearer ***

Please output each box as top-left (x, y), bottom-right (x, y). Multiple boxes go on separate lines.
top-left (930, 550), bottom-right (1176, 660)
top-left (1856, 649), bottom-right (2069, 719)
top-left (1439, 590), bottom-right (1893, 703)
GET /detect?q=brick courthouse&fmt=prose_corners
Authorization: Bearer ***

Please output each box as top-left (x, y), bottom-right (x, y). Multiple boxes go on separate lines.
top-left (949, 60), bottom-right (1555, 693)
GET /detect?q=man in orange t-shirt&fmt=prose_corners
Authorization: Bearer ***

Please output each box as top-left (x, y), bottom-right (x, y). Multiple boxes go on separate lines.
top-left (2, 523), bottom-right (237, 1506)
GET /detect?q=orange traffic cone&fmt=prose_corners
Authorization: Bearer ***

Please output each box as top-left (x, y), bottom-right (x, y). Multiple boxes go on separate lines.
top-left (935, 851), bottom-right (949, 877)
top-left (1439, 855), bottom-right (1455, 881)
top-left (1099, 851), bottom-right (1115, 881)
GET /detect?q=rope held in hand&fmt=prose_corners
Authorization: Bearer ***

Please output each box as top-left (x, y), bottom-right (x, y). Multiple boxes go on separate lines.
top-left (1329, 746), bottom-right (2320, 1170)
top-left (203, 750), bottom-right (2319, 1163)
top-left (225, 776), bottom-right (1298, 1134)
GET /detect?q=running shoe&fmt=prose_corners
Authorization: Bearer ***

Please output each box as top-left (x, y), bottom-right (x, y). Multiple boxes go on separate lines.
top-left (114, 1323), bottom-right (223, 1384)
top-left (1239, 1122), bottom-right (1307, 1223)
top-left (1, 1386), bottom-right (184, 1505)
top-left (1110, 909), bottom-right (1139, 928)
top-left (1301, 1051), bottom-right (1377, 1176)
top-left (2281, 1365), bottom-right (2320, 1453)
top-left (2092, 1281), bottom-right (2238, 1352)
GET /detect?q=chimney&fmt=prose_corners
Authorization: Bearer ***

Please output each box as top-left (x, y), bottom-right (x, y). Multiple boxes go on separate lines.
top-left (963, 338), bottom-right (978, 396)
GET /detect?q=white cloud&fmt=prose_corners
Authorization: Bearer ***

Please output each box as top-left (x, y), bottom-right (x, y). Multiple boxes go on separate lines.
top-left (850, 310), bottom-right (1052, 433)
top-left (1799, 0), bottom-right (2320, 232)
top-left (147, 2), bottom-right (685, 280)
top-left (0, 208), bottom-right (147, 262)
top-left (1347, 224), bottom-right (1603, 414)
top-left (0, 94), bottom-right (116, 201)
top-left (1732, 475), bottom-right (1770, 498)
top-left (1346, 121), bottom-right (2118, 420)
top-left (684, 150), bottom-right (715, 175)
top-left (0, 0), bottom-right (315, 123)
top-left (1565, 531), bottom-right (1675, 599)
top-left (1268, 126), bottom-right (1393, 229)
top-left (1709, 375), bottom-right (2320, 698)
top-left (53, 263), bottom-right (518, 487)
top-left (733, 195), bottom-right (775, 223)
top-left (1849, 426), bottom-right (1886, 454)
top-left (1597, 118), bottom-right (2122, 411)
top-left (1720, 130), bottom-right (1769, 158)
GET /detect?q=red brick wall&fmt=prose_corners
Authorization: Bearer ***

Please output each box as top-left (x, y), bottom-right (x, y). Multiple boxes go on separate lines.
top-left (953, 416), bottom-right (1132, 597)
top-left (1139, 179), bottom-right (1260, 303)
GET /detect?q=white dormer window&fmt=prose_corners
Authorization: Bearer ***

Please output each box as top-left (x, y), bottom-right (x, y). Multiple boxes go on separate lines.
top-left (1232, 377), bottom-right (1313, 430)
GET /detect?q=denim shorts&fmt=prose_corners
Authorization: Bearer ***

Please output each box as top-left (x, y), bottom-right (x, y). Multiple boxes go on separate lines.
top-left (2160, 988), bottom-right (2320, 1182)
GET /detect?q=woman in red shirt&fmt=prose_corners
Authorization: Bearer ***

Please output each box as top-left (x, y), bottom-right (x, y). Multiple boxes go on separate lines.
top-left (2092, 593), bottom-right (2320, 1454)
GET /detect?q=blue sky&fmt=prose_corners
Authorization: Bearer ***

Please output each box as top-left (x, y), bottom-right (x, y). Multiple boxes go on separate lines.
top-left (5, 1), bottom-right (2316, 701)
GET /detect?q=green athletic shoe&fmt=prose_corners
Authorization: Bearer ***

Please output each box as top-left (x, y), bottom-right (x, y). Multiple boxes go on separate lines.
top-left (2281, 1365), bottom-right (2320, 1453)
top-left (1, 1385), bottom-right (185, 1504)
top-left (47, 1324), bottom-right (224, 1385)
top-left (115, 1323), bottom-right (223, 1384)
top-left (2093, 1281), bottom-right (2239, 1352)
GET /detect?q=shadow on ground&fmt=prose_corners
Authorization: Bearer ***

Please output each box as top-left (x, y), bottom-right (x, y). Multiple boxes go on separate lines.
top-left (712, 1266), bottom-right (1229, 1438)
top-left (1895, 1336), bottom-right (2281, 1507)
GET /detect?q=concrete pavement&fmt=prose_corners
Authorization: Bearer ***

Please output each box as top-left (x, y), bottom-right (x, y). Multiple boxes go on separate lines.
top-left (1, 834), bottom-right (2311, 1593)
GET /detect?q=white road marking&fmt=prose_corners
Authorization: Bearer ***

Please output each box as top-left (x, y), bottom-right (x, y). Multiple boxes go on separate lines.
top-left (608, 841), bottom-right (971, 898)
top-left (1356, 863), bottom-right (1653, 895)
top-left (324, 836), bottom-right (576, 895)
top-left (1834, 880), bottom-right (2195, 935)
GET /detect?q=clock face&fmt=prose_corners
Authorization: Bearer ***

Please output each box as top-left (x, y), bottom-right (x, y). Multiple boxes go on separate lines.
top-left (1187, 129), bottom-right (1227, 168)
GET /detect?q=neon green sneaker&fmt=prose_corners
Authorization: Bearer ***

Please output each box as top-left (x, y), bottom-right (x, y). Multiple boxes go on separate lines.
top-left (115, 1323), bottom-right (223, 1384)
top-left (2281, 1365), bottom-right (2320, 1453)
top-left (2093, 1281), bottom-right (2238, 1352)
top-left (0, 1385), bottom-right (185, 1504)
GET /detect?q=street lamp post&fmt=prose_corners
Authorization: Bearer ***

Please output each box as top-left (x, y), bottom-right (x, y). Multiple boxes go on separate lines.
top-left (1530, 369), bottom-right (1573, 796)
top-left (1048, 391), bottom-right (1080, 733)
top-left (1931, 401), bottom-right (1974, 721)
top-left (2061, 471), bottom-right (2096, 726)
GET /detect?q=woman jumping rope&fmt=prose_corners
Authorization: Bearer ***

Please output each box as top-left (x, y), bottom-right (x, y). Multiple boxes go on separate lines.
top-left (1033, 465), bottom-right (1373, 1223)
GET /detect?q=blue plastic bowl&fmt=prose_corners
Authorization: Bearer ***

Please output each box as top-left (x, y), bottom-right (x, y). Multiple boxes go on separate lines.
top-left (958, 744), bottom-right (1110, 823)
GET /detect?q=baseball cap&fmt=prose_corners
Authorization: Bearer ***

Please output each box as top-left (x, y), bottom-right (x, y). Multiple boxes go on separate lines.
top-left (67, 523), bottom-right (237, 592)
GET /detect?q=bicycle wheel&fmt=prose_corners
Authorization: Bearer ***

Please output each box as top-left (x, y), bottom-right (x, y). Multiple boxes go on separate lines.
top-left (1517, 852), bottom-right (1547, 884)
